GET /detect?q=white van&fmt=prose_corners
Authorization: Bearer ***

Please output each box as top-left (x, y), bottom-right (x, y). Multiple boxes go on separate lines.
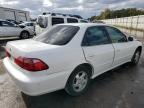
top-left (36, 13), bottom-right (88, 34)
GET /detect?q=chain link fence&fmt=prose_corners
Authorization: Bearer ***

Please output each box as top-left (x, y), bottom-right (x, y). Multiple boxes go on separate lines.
top-left (102, 15), bottom-right (144, 44)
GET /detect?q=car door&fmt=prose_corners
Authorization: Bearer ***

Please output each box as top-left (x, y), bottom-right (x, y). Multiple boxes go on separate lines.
top-left (27, 23), bottom-right (35, 32)
top-left (1, 21), bottom-right (21, 37)
top-left (105, 26), bottom-right (136, 67)
top-left (82, 26), bottom-right (114, 76)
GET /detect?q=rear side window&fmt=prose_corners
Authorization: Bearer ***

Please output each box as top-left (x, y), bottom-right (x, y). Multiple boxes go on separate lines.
top-left (82, 26), bottom-right (110, 46)
top-left (34, 25), bottom-right (80, 45)
top-left (67, 18), bottom-right (78, 23)
top-left (1, 21), bottom-right (15, 27)
top-left (52, 18), bottom-right (64, 25)
top-left (105, 26), bottom-right (127, 43)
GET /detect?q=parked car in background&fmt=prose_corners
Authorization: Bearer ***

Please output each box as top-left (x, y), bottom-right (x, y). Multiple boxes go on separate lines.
top-left (36, 13), bottom-right (88, 34)
top-left (0, 19), bottom-right (35, 39)
top-left (3, 23), bottom-right (142, 96)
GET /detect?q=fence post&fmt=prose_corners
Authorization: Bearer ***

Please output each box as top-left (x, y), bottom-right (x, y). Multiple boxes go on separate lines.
top-left (130, 16), bottom-right (134, 36)
top-left (123, 17), bottom-right (124, 26)
top-left (143, 31), bottom-right (144, 44)
top-left (136, 15), bottom-right (140, 37)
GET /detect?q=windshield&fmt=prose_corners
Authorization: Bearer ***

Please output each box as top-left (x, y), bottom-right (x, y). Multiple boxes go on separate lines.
top-left (34, 25), bottom-right (80, 45)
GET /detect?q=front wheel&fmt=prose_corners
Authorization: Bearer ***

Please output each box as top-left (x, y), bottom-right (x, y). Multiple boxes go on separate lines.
top-left (131, 49), bottom-right (141, 65)
top-left (20, 31), bottom-right (29, 39)
top-left (65, 66), bottom-right (91, 96)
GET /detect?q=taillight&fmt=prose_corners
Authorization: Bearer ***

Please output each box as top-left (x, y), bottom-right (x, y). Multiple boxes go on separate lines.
top-left (6, 50), bottom-right (11, 57)
top-left (14, 57), bottom-right (49, 71)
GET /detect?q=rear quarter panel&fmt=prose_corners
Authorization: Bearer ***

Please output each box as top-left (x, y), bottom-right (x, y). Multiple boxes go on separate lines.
top-left (26, 45), bottom-right (86, 75)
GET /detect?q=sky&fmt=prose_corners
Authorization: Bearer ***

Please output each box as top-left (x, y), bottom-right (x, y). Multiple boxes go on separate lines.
top-left (0, 0), bottom-right (144, 18)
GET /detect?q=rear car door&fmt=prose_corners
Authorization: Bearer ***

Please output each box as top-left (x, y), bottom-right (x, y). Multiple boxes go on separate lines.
top-left (105, 26), bottom-right (135, 66)
top-left (82, 26), bottom-right (114, 76)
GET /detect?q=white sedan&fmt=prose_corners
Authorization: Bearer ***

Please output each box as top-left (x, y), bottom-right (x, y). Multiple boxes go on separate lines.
top-left (3, 23), bottom-right (142, 96)
top-left (0, 20), bottom-right (35, 39)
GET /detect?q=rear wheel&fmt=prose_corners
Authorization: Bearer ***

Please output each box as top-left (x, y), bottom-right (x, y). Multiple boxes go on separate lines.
top-left (65, 66), bottom-right (91, 96)
top-left (20, 31), bottom-right (29, 39)
top-left (131, 49), bottom-right (141, 65)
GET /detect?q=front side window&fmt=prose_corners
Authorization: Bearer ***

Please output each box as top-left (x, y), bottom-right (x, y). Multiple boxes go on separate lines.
top-left (82, 26), bottom-right (110, 46)
top-left (105, 26), bottom-right (127, 43)
top-left (52, 18), bottom-right (64, 25)
top-left (26, 23), bottom-right (33, 26)
top-left (67, 18), bottom-right (78, 23)
top-left (34, 25), bottom-right (80, 45)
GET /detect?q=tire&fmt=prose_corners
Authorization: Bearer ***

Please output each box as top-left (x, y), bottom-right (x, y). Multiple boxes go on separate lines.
top-left (131, 49), bottom-right (141, 65)
top-left (20, 31), bottom-right (29, 39)
top-left (65, 66), bottom-right (91, 96)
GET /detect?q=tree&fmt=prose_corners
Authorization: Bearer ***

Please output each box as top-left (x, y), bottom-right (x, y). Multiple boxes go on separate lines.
top-left (90, 8), bottom-right (144, 21)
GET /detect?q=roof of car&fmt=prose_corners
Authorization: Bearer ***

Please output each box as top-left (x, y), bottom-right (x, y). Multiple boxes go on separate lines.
top-left (59, 23), bottom-right (109, 27)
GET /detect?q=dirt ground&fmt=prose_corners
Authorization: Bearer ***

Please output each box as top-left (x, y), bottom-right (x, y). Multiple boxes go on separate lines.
top-left (0, 41), bottom-right (144, 108)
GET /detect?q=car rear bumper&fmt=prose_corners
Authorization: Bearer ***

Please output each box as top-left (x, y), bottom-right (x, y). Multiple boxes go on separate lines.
top-left (3, 57), bottom-right (71, 96)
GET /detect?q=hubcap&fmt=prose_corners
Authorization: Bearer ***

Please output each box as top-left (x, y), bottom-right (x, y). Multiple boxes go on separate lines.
top-left (73, 71), bottom-right (88, 92)
top-left (134, 51), bottom-right (140, 63)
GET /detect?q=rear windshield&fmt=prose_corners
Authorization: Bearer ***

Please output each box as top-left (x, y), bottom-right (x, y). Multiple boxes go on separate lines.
top-left (34, 25), bottom-right (80, 45)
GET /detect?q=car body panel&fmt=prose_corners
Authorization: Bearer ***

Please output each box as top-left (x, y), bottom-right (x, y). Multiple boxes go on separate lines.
top-left (82, 44), bottom-right (114, 76)
top-left (3, 57), bottom-right (72, 96)
top-left (112, 42), bottom-right (136, 67)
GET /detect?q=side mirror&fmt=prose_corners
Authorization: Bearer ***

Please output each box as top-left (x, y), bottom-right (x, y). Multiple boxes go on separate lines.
top-left (128, 36), bottom-right (134, 41)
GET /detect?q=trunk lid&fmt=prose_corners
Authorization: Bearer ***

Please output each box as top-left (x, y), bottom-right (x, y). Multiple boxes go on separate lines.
top-left (6, 39), bottom-right (60, 59)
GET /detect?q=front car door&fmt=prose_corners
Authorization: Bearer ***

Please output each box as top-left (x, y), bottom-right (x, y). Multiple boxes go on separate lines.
top-left (82, 26), bottom-right (114, 77)
top-left (1, 21), bottom-right (21, 37)
top-left (26, 23), bottom-right (35, 32)
top-left (105, 26), bottom-right (136, 67)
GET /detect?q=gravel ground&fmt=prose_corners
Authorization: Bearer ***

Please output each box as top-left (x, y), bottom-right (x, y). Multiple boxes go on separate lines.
top-left (0, 40), bottom-right (144, 108)
top-left (0, 61), bottom-right (26, 108)
top-left (0, 39), bottom-right (26, 108)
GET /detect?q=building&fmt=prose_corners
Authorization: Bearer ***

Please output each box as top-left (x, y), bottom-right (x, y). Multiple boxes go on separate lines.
top-left (0, 7), bottom-right (30, 22)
